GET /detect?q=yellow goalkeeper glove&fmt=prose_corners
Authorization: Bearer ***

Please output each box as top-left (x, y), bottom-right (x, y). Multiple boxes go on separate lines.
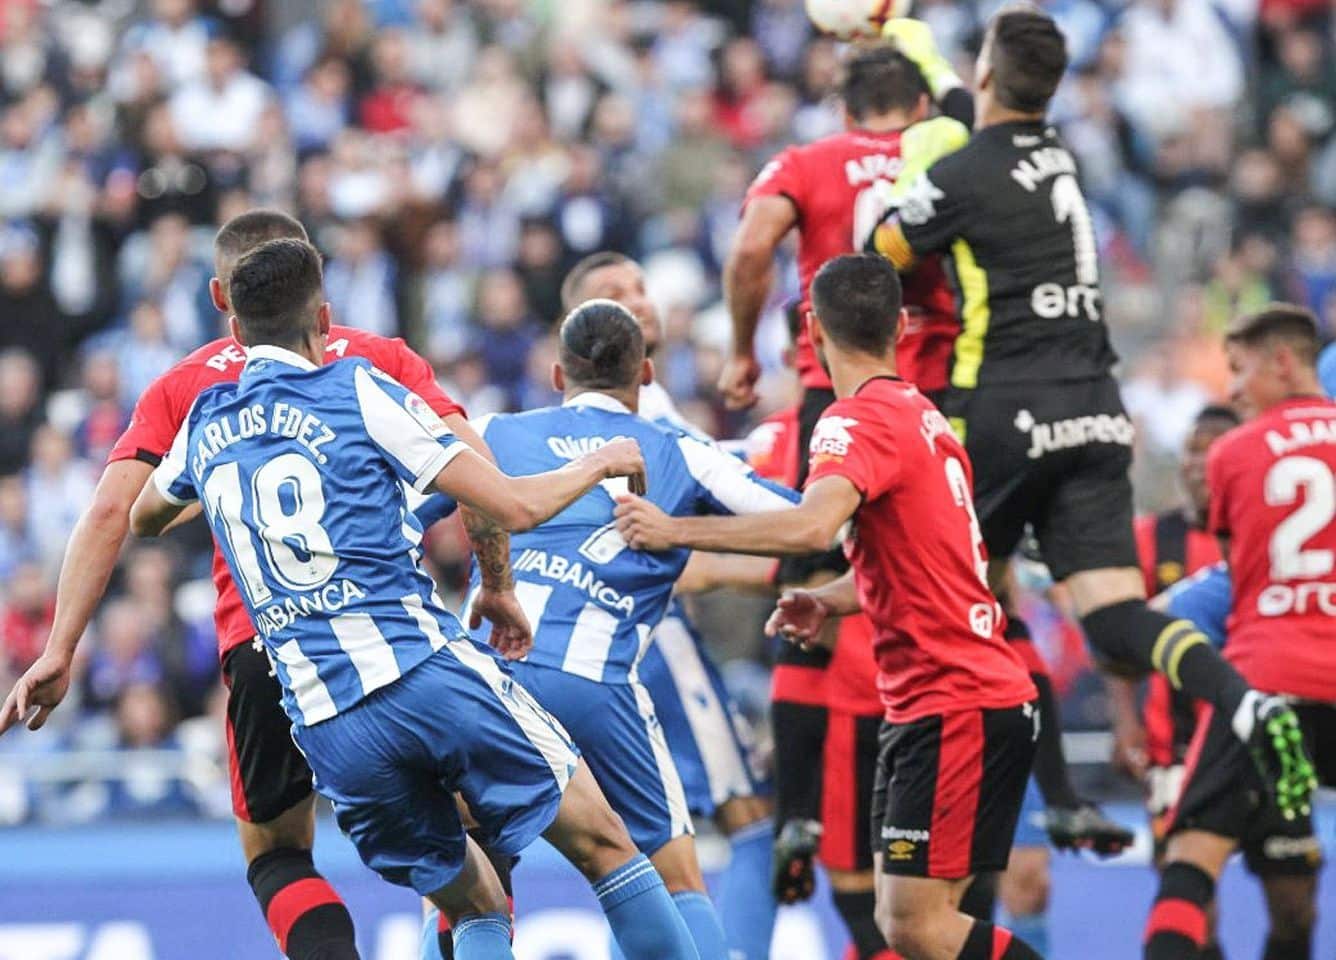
top-left (881, 17), bottom-right (962, 100)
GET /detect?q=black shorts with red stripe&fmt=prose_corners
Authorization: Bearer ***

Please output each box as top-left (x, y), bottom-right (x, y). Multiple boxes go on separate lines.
top-left (223, 641), bottom-right (315, 823)
top-left (819, 710), bottom-right (881, 872)
top-left (871, 701), bottom-right (1037, 879)
top-left (771, 660), bottom-right (829, 828)
top-left (1165, 701), bottom-right (1331, 876)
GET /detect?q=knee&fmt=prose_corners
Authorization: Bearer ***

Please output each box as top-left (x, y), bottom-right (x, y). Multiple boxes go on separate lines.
top-left (875, 894), bottom-right (932, 958)
top-left (561, 806), bottom-right (638, 881)
top-left (1000, 857), bottom-right (1050, 917)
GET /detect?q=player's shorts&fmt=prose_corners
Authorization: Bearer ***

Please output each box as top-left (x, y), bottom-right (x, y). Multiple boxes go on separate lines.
top-left (942, 375), bottom-right (1138, 581)
top-left (637, 610), bottom-right (769, 818)
top-left (293, 642), bottom-right (578, 896)
top-left (872, 701), bottom-right (1038, 879)
top-left (1164, 701), bottom-right (1332, 877)
top-left (1011, 779), bottom-right (1047, 849)
top-left (510, 660), bottom-right (693, 856)
top-left (819, 708), bottom-right (881, 872)
top-left (222, 640), bottom-right (314, 824)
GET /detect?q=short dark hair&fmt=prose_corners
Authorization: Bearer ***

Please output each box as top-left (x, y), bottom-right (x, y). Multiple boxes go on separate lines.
top-left (810, 254), bottom-right (902, 355)
top-left (841, 44), bottom-right (930, 122)
top-left (228, 239), bottom-right (325, 348)
top-left (986, 8), bottom-right (1068, 114)
top-left (561, 252), bottom-right (634, 313)
top-left (214, 209), bottom-right (309, 290)
top-left (559, 299), bottom-right (645, 390)
top-left (1193, 404), bottom-right (1242, 430)
top-left (1225, 303), bottom-right (1321, 366)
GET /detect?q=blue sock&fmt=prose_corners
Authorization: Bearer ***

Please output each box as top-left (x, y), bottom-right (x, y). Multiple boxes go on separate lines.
top-left (672, 891), bottom-right (729, 960)
top-left (420, 908), bottom-right (446, 960)
top-left (594, 855), bottom-right (698, 960)
top-left (1002, 911), bottom-right (1049, 957)
top-left (452, 912), bottom-right (512, 960)
top-left (719, 819), bottom-right (777, 960)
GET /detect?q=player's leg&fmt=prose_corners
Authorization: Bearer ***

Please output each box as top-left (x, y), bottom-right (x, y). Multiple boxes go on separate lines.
top-left (996, 845), bottom-right (1050, 958)
top-left (872, 703), bottom-right (1043, 960)
top-left (225, 643), bottom-right (359, 960)
top-left (424, 835), bottom-right (514, 960)
top-left (639, 611), bottom-right (777, 960)
top-left (420, 823), bottom-right (515, 960)
top-left (1144, 832), bottom-right (1233, 960)
top-left (1258, 875), bottom-right (1318, 960)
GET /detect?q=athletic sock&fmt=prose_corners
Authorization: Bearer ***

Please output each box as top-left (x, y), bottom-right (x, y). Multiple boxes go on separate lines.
top-left (1080, 601), bottom-right (1250, 719)
top-left (246, 848), bottom-right (359, 960)
top-left (420, 909), bottom-right (447, 960)
top-left (957, 920), bottom-right (1042, 959)
top-left (1005, 618), bottom-right (1080, 811)
top-left (999, 913), bottom-right (1048, 958)
top-left (958, 873), bottom-right (997, 923)
top-left (593, 855), bottom-right (697, 960)
top-left (672, 891), bottom-right (729, 960)
top-left (451, 913), bottom-right (513, 960)
top-left (1263, 933), bottom-right (1311, 959)
top-left (720, 818), bottom-right (778, 960)
top-left (1143, 862), bottom-right (1213, 960)
top-left (831, 890), bottom-right (889, 959)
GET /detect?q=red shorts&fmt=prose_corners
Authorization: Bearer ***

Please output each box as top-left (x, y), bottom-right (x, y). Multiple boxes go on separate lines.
top-left (819, 709), bottom-right (881, 872)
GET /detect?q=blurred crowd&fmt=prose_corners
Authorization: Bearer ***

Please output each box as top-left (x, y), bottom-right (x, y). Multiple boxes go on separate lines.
top-left (0, 0), bottom-right (1333, 823)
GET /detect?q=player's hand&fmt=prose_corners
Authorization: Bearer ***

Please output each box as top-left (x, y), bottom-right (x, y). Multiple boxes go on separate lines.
top-left (1111, 716), bottom-right (1148, 781)
top-left (718, 354), bottom-right (762, 411)
top-left (765, 590), bottom-right (833, 650)
top-left (470, 588), bottom-right (533, 661)
top-left (613, 495), bottom-right (676, 551)
top-left (591, 438), bottom-right (647, 496)
top-left (881, 18), bottom-right (962, 99)
top-left (0, 653), bottom-right (74, 734)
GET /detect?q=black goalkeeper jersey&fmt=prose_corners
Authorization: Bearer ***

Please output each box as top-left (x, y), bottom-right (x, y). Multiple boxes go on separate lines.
top-left (898, 119), bottom-right (1118, 389)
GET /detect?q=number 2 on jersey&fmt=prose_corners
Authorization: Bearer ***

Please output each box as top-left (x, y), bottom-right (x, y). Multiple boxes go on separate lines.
top-left (202, 453), bottom-right (339, 605)
top-left (944, 455), bottom-right (988, 587)
top-left (1266, 455), bottom-right (1335, 580)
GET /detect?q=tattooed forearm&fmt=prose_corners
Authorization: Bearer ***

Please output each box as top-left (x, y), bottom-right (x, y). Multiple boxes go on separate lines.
top-left (462, 506), bottom-right (514, 591)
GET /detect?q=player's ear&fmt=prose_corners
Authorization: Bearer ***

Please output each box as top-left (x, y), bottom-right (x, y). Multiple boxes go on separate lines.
top-left (316, 302), bottom-right (332, 337)
top-left (914, 92), bottom-right (932, 123)
top-left (228, 314), bottom-right (243, 345)
top-left (895, 308), bottom-right (909, 345)
top-left (807, 309), bottom-right (824, 351)
top-left (552, 362), bottom-right (565, 392)
top-left (642, 358), bottom-right (654, 387)
top-left (209, 276), bottom-right (228, 313)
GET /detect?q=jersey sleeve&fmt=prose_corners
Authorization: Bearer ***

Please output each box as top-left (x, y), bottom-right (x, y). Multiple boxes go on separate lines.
top-left (150, 411), bottom-right (199, 506)
top-left (352, 364), bottom-right (471, 492)
top-left (378, 337), bottom-right (466, 420)
top-left (744, 145), bottom-right (806, 212)
top-left (108, 374), bottom-right (183, 465)
top-left (805, 400), bottom-right (900, 501)
top-left (676, 434), bottom-right (800, 516)
top-left (896, 154), bottom-right (974, 258)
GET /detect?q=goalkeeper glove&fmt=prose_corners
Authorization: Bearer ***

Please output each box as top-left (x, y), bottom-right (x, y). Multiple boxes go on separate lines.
top-left (882, 17), bottom-right (962, 101)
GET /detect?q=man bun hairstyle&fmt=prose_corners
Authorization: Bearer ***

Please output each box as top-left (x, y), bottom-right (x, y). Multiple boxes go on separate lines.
top-left (561, 251), bottom-right (634, 313)
top-left (229, 238), bottom-right (325, 348)
top-left (841, 44), bottom-right (930, 122)
top-left (559, 298), bottom-right (646, 391)
top-left (986, 6), bottom-right (1068, 115)
top-left (810, 254), bottom-right (902, 355)
top-left (214, 209), bottom-right (309, 288)
top-left (1225, 303), bottom-right (1321, 366)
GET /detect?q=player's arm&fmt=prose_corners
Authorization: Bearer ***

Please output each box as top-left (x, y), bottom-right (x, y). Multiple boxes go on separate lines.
top-left (719, 190), bottom-right (798, 410)
top-left (614, 475), bottom-right (858, 557)
top-left (675, 551), bottom-right (779, 595)
top-left (0, 459), bottom-right (153, 733)
top-left (881, 18), bottom-right (972, 127)
top-left (865, 117), bottom-right (971, 269)
top-left (129, 416), bottom-right (198, 537)
top-left (764, 568), bottom-right (860, 652)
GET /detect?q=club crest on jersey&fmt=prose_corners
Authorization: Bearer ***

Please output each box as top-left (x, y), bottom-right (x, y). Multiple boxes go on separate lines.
top-left (810, 416), bottom-right (859, 461)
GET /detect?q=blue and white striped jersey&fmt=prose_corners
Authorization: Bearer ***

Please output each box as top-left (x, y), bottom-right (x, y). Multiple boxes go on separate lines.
top-left (152, 345), bottom-right (475, 727)
top-left (468, 392), bottom-right (799, 683)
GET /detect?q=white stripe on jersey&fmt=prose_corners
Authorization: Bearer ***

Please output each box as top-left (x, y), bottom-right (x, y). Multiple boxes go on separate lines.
top-left (513, 581), bottom-right (555, 638)
top-left (632, 679), bottom-right (694, 839)
top-left (676, 435), bottom-right (797, 515)
top-left (329, 613), bottom-right (401, 697)
top-left (353, 365), bottom-right (468, 491)
top-left (274, 637), bottom-right (338, 725)
top-left (562, 603), bottom-right (619, 683)
top-left (654, 615), bottom-right (754, 806)
top-left (400, 592), bottom-right (449, 651)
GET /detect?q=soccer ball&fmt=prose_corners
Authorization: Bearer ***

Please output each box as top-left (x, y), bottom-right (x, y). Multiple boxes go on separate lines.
top-left (805, 0), bottom-right (912, 40)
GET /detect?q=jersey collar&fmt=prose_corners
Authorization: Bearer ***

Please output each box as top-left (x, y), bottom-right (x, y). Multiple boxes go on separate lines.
top-left (563, 391), bottom-right (632, 414)
top-left (245, 344), bottom-right (319, 372)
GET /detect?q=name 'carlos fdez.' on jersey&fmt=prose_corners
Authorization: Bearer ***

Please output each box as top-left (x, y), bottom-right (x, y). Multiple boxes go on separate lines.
top-left (898, 120), bottom-right (1119, 390)
top-left (153, 346), bottom-right (475, 727)
top-left (468, 392), bottom-right (799, 684)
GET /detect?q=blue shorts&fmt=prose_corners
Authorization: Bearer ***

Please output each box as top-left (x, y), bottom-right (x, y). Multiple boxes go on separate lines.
top-left (1012, 778), bottom-right (1047, 849)
top-left (637, 609), bottom-right (769, 817)
top-left (511, 660), bottom-right (693, 856)
top-left (293, 641), bottom-right (578, 896)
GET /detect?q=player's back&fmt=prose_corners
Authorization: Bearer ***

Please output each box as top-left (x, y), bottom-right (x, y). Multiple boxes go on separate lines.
top-left (474, 396), bottom-right (795, 682)
top-left (902, 121), bottom-right (1117, 388)
top-left (806, 378), bottom-right (1034, 721)
top-left (1208, 397), bottom-right (1336, 700)
top-left (167, 351), bottom-right (470, 725)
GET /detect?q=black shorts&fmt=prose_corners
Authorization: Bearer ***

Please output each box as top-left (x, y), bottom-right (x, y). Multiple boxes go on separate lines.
top-left (777, 386), bottom-right (847, 585)
top-left (1165, 702), bottom-right (1334, 876)
top-left (820, 709), bottom-right (881, 872)
top-left (941, 375), bottom-right (1138, 581)
top-left (771, 699), bottom-right (828, 827)
top-left (871, 701), bottom-right (1037, 879)
top-left (222, 641), bottom-right (314, 824)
